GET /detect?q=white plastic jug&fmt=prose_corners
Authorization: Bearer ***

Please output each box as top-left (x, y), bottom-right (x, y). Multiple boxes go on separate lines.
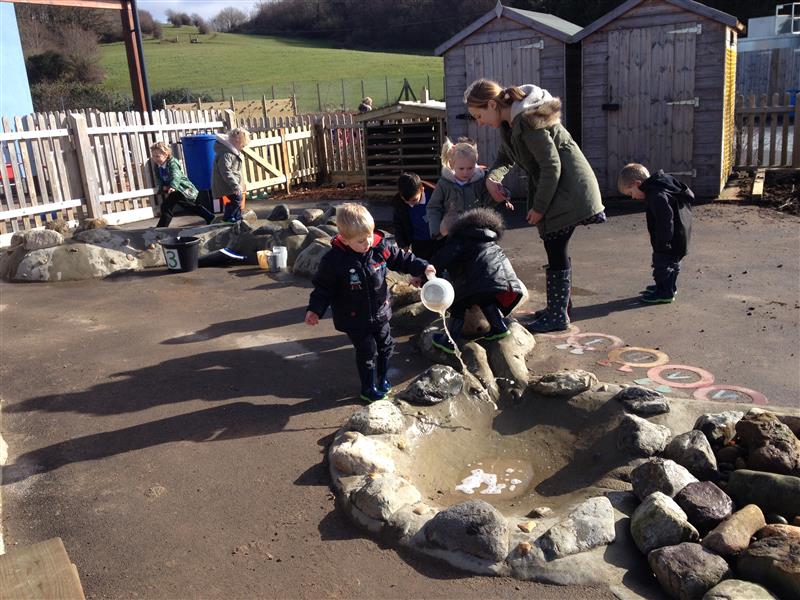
top-left (272, 246), bottom-right (288, 270)
top-left (420, 272), bottom-right (454, 314)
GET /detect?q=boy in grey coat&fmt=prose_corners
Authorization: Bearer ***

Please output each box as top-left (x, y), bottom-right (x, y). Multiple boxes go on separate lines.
top-left (212, 128), bottom-right (249, 222)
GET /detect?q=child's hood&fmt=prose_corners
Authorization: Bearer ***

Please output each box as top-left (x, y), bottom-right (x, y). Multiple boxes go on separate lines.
top-left (448, 207), bottom-right (504, 241)
top-left (510, 84), bottom-right (562, 129)
top-left (214, 134), bottom-right (240, 156)
top-left (440, 165), bottom-right (485, 185)
top-left (641, 170), bottom-right (695, 202)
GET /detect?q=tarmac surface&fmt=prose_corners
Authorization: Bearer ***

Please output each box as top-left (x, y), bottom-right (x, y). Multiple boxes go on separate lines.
top-left (1, 197), bottom-right (798, 599)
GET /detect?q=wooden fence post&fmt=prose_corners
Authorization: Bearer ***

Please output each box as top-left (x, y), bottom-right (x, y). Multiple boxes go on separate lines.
top-left (223, 109), bottom-right (236, 131)
top-left (67, 112), bottom-right (102, 219)
top-left (793, 94), bottom-right (800, 168)
top-left (280, 127), bottom-right (292, 194)
top-left (314, 120), bottom-right (328, 184)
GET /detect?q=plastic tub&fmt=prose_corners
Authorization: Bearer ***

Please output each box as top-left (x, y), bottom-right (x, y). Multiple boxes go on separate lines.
top-left (159, 236), bottom-right (201, 272)
top-left (257, 249), bottom-right (272, 270)
top-left (272, 246), bottom-right (288, 270)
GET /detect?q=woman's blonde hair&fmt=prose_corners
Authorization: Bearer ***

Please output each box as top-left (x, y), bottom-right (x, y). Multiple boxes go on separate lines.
top-left (228, 127), bottom-right (250, 146)
top-left (464, 79), bottom-right (527, 109)
top-left (440, 136), bottom-right (478, 167)
top-left (150, 141), bottom-right (172, 156)
top-left (336, 203), bottom-right (374, 239)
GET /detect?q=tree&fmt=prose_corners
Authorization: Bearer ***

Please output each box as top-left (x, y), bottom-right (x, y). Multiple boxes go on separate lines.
top-left (60, 25), bottom-right (104, 84)
top-left (26, 50), bottom-right (71, 84)
top-left (212, 7), bottom-right (248, 32)
top-left (137, 9), bottom-right (156, 35)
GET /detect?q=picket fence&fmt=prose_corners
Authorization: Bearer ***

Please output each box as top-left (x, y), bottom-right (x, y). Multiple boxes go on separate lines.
top-left (734, 93), bottom-right (800, 168)
top-left (0, 109), bottom-right (366, 245)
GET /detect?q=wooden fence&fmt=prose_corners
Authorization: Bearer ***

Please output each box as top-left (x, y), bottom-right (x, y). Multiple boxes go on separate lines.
top-left (166, 97), bottom-right (296, 121)
top-left (0, 109), bottom-right (366, 245)
top-left (734, 93), bottom-right (799, 168)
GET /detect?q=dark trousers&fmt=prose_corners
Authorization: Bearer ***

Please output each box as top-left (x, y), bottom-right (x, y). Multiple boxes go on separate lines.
top-left (542, 227), bottom-right (575, 271)
top-left (222, 192), bottom-right (243, 222)
top-left (652, 252), bottom-right (682, 295)
top-left (157, 191), bottom-right (214, 228)
top-left (346, 321), bottom-right (394, 391)
top-left (410, 238), bottom-right (442, 261)
top-left (449, 292), bottom-right (501, 320)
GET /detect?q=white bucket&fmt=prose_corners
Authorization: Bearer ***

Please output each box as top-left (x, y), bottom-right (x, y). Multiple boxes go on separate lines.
top-left (420, 276), bottom-right (455, 313)
top-left (272, 246), bottom-right (288, 270)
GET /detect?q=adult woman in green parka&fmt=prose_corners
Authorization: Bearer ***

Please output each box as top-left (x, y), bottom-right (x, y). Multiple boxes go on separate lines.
top-left (465, 79), bottom-right (605, 333)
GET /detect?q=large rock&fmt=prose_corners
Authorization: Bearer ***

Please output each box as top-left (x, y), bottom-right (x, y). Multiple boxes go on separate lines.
top-left (737, 530), bottom-right (800, 600)
top-left (298, 226), bottom-right (332, 254)
top-left (613, 386), bottom-right (670, 416)
top-left (674, 481), bottom-right (734, 536)
top-left (703, 579), bottom-right (778, 600)
top-left (617, 414), bottom-right (672, 457)
top-left (648, 543), bottom-right (731, 600)
top-left (398, 365), bottom-right (463, 406)
top-left (423, 500), bottom-right (509, 562)
top-left (694, 411), bottom-right (744, 449)
top-left (535, 496), bottom-right (616, 560)
top-left (346, 400), bottom-right (405, 435)
top-left (289, 219), bottom-right (308, 235)
top-left (630, 492), bottom-right (699, 554)
top-left (267, 203), bottom-right (291, 221)
top-left (391, 301), bottom-right (437, 333)
top-left (292, 238), bottom-right (331, 278)
top-left (530, 369), bottom-right (597, 397)
top-left (484, 321), bottom-right (535, 402)
top-left (300, 208), bottom-right (324, 226)
top-left (329, 431), bottom-right (395, 476)
top-left (755, 524), bottom-right (800, 542)
top-left (702, 504), bottom-right (766, 557)
top-left (727, 469), bottom-right (800, 520)
top-left (664, 430), bottom-right (719, 480)
top-left (350, 473), bottom-right (422, 521)
top-left (11, 228), bottom-right (64, 250)
top-left (631, 458), bottom-right (699, 500)
top-left (388, 277), bottom-right (421, 309)
top-left (736, 410), bottom-right (800, 476)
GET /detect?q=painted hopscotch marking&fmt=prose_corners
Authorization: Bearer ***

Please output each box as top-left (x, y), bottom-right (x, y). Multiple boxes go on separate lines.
top-left (647, 364), bottom-right (714, 389)
top-left (565, 333), bottom-right (625, 353)
top-left (693, 385), bottom-right (767, 405)
top-left (607, 346), bottom-right (670, 370)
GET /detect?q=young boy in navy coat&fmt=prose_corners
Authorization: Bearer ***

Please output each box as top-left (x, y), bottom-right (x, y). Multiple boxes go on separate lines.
top-left (618, 163), bottom-right (693, 303)
top-left (305, 204), bottom-right (435, 402)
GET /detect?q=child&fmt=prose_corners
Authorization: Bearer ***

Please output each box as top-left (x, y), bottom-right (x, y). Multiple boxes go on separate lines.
top-left (430, 207), bottom-right (525, 354)
top-left (392, 172), bottom-right (439, 260)
top-left (305, 203), bottom-right (435, 402)
top-left (618, 163), bottom-right (693, 304)
top-left (427, 137), bottom-right (512, 239)
top-left (212, 128), bottom-right (250, 223)
top-left (150, 141), bottom-right (214, 228)
top-left (358, 97), bottom-right (373, 113)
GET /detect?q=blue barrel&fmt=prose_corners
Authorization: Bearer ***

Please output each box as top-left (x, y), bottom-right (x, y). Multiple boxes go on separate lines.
top-left (788, 89), bottom-right (799, 108)
top-left (181, 134), bottom-right (217, 190)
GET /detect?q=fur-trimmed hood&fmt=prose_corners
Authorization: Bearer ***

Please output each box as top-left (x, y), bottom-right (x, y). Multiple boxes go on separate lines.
top-left (440, 165), bottom-right (485, 185)
top-left (448, 207), bottom-right (505, 240)
top-left (510, 84), bottom-right (562, 129)
top-left (214, 134), bottom-right (240, 156)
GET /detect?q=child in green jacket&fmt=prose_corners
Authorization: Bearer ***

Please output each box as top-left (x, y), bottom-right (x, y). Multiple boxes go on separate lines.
top-left (151, 141), bottom-right (214, 228)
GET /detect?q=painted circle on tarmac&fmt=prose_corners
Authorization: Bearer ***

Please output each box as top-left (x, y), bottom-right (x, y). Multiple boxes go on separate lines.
top-left (565, 332), bottom-right (625, 352)
top-left (608, 346), bottom-right (670, 368)
top-left (537, 323), bottom-right (580, 338)
top-left (693, 385), bottom-right (768, 405)
top-left (647, 364), bottom-right (715, 389)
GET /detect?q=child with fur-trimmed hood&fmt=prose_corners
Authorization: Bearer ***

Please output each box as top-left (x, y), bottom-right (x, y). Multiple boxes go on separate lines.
top-left (465, 79), bottom-right (605, 334)
top-left (426, 137), bottom-right (512, 239)
top-left (430, 207), bottom-right (525, 354)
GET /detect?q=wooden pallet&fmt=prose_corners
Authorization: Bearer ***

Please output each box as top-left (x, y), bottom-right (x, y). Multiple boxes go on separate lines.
top-left (0, 538), bottom-right (85, 600)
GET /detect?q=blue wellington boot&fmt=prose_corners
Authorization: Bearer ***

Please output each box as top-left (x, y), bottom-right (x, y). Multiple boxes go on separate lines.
top-left (376, 355), bottom-right (391, 395)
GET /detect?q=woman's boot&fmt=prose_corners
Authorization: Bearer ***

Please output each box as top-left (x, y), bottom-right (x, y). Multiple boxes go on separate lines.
top-left (527, 268), bottom-right (571, 333)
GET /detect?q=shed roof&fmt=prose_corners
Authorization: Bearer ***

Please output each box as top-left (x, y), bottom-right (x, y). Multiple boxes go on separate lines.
top-left (572, 0), bottom-right (743, 42)
top-left (434, 1), bottom-right (581, 56)
top-left (353, 100), bottom-right (446, 123)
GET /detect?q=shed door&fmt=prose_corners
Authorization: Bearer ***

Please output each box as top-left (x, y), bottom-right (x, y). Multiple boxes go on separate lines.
top-left (465, 39), bottom-right (541, 187)
top-left (607, 22), bottom-right (697, 188)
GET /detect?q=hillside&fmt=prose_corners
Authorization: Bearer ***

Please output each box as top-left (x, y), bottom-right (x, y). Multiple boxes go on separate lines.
top-left (100, 26), bottom-right (444, 112)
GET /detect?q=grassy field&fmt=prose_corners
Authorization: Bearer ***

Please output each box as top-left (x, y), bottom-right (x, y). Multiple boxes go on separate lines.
top-left (100, 26), bottom-right (444, 112)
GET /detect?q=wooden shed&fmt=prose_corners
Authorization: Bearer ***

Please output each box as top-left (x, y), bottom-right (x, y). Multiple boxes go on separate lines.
top-left (435, 1), bottom-right (581, 195)
top-left (354, 99), bottom-right (447, 194)
top-left (574, 0), bottom-right (743, 197)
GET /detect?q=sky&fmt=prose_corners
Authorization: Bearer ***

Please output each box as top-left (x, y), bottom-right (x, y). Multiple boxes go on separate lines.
top-left (137, 0), bottom-right (260, 22)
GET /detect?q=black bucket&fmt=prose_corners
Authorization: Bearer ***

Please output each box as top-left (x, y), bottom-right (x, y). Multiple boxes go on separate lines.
top-left (159, 236), bottom-right (201, 272)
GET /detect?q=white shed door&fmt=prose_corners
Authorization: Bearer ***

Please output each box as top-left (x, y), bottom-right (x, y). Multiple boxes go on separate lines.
top-left (607, 23), bottom-right (697, 188)
top-left (465, 39), bottom-right (541, 187)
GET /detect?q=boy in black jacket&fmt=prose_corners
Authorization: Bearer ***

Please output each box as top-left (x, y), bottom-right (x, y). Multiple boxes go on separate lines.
top-left (430, 208), bottom-right (525, 354)
top-left (393, 172), bottom-right (439, 260)
top-left (618, 163), bottom-right (693, 304)
top-left (305, 203), bottom-right (435, 402)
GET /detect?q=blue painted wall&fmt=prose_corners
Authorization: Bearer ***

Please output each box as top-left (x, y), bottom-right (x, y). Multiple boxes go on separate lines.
top-left (0, 3), bottom-right (34, 119)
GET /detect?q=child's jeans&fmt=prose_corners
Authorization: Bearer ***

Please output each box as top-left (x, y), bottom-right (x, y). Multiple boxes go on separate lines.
top-left (222, 192), bottom-right (243, 222)
top-left (346, 321), bottom-right (394, 389)
top-left (652, 252), bottom-right (682, 295)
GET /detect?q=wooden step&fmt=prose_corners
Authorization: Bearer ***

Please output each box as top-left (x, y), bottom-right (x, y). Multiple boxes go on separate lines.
top-left (0, 537), bottom-right (85, 600)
